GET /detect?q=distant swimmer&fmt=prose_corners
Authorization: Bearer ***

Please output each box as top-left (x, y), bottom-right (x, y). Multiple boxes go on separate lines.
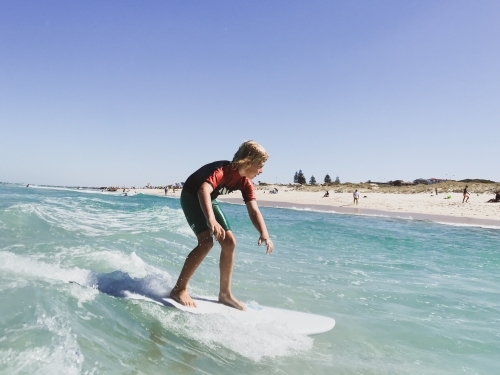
top-left (26, 184), bottom-right (29, 188)
top-left (169, 141), bottom-right (274, 311)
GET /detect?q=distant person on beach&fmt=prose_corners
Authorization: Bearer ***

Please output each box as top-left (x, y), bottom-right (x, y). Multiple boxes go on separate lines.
top-left (463, 186), bottom-right (470, 203)
top-left (487, 192), bottom-right (500, 203)
top-left (353, 190), bottom-right (359, 205)
top-left (165, 187), bottom-right (168, 195)
top-left (323, 191), bottom-right (329, 198)
top-left (169, 140), bottom-right (274, 310)
top-left (435, 187), bottom-right (438, 195)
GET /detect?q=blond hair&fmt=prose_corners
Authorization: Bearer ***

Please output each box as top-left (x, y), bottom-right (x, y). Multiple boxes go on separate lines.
top-left (231, 140), bottom-right (269, 170)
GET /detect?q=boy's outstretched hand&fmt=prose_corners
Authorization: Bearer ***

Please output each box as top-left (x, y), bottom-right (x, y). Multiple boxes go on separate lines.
top-left (258, 236), bottom-right (274, 254)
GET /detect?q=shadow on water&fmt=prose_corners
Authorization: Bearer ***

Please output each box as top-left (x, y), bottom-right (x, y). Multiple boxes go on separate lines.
top-left (72, 270), bottom-right (176, 308)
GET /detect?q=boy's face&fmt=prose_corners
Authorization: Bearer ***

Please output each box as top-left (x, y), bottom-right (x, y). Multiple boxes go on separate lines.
top-left (243, 161), bottom-right (265, 179)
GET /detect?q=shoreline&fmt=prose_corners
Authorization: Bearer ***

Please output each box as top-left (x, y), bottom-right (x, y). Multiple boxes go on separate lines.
top-left (218, 196), bottom-right (500, 228)
top-left (26, 185), bottom-right (500, 228)
top-left (125, 187), bottom-right (500, 227)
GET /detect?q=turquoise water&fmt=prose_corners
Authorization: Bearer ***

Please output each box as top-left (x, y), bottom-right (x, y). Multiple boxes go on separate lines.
top-left (0, 184), bottom-right (499, 375)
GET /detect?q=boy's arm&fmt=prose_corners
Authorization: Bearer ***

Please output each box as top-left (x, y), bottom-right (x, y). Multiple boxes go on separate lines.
top-left (198, 182), bottom-right (226, 241)
top-left (245, 200), bottom-right (274, 254)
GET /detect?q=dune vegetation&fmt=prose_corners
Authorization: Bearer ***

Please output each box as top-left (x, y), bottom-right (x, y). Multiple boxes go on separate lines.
top-left (257, 181), bottom-right (500, 195)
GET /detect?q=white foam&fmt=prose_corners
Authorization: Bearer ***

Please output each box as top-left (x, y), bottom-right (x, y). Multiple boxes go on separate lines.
top-left (68, 282), bottom-right (99, 308)
top-left (269, 205), bottom-right (337, 214)
top-left (82, 250), bottom-right (174, 281)
top-left (351, 270), bottom-right (370, 278)
top-left (14, 252), bottom-right (308, 363)
top-left (0, 312), bottom-right (85, 375)
top-left (9, 198), bottom-right (189, 237)
top-left (0, 247), bottom-right (173, 292)
top-left (29, 185), bottom-right (120, 196)
top-left (435, 221), bottom-right (500, 230)
top-left (0, 251), bottom-right (91, 285)
top-left (135, 300), bottom-right (313, 362)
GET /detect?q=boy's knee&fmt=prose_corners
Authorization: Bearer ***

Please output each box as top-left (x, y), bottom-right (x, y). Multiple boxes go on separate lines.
top-left (221, 234), bottom-right (236, 249)
top-left (198, 236), bottom-right (214, 251)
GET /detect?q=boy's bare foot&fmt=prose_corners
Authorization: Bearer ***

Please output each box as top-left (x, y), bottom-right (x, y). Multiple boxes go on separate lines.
top-left (170, 287), bottom-right (197, 308)
top-left (219, 292), bottom-right (246, 311)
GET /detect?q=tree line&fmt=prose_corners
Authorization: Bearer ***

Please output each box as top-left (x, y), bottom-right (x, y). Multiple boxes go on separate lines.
top-left (293, 170), bottom-right (340, 185)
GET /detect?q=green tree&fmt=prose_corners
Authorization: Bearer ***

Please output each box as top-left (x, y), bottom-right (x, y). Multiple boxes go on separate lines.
top-left (335, 176), bottom-right (340, 184)
top-left (293, 172), bottom-right (298, 183)
top-left (297, 170), bottom-right (306, 184)
top-left (324, 174), bottom-right (332, 184)
top-left (309, 175), bottom-right (317, 185)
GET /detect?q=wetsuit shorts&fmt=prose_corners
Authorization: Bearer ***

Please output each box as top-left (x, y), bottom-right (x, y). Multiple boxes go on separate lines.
top-left (180, 190), bottom-right (231, 236)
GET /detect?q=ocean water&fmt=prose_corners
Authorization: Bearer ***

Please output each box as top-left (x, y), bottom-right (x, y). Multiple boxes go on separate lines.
top-left (0, 184), bottom-right (499, 375)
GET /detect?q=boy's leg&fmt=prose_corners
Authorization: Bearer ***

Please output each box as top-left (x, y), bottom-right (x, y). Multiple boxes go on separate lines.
top-left (170, 230), bottom-right (214, 307)
top-left (218, 231), bottom-right (246, 310)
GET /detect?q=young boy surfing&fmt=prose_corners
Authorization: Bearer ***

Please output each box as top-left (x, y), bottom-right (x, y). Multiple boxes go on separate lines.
top-left (170, 141), bottom-right (274, 310)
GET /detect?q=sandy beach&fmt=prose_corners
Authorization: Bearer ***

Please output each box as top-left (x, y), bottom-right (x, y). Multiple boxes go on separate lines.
top-left (133, 185), bottom-right (500, 226)
top-left (224, 190), bottom-right (500, 227)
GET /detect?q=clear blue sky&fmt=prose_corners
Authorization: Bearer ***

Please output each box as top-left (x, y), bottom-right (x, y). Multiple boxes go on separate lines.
top-left (1, 1), bottom-right (499, 186)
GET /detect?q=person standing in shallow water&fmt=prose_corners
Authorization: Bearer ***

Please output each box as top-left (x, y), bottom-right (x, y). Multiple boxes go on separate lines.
top-left (169, 141), bottom-right (274, 310)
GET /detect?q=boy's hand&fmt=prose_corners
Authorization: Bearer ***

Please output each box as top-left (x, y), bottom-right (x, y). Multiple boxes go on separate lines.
top-left (258, 236), bottom-right (274, 254)
top-left (209, 220), bottom-right (226, 242)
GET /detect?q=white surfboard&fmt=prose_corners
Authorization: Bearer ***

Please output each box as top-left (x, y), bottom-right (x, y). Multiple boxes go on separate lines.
top-left (124, 292), bottom-right (335, 335)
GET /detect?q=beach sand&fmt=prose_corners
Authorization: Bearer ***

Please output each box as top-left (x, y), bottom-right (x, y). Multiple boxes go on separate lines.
top-left (134, 186), bottom-right (500, 226)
